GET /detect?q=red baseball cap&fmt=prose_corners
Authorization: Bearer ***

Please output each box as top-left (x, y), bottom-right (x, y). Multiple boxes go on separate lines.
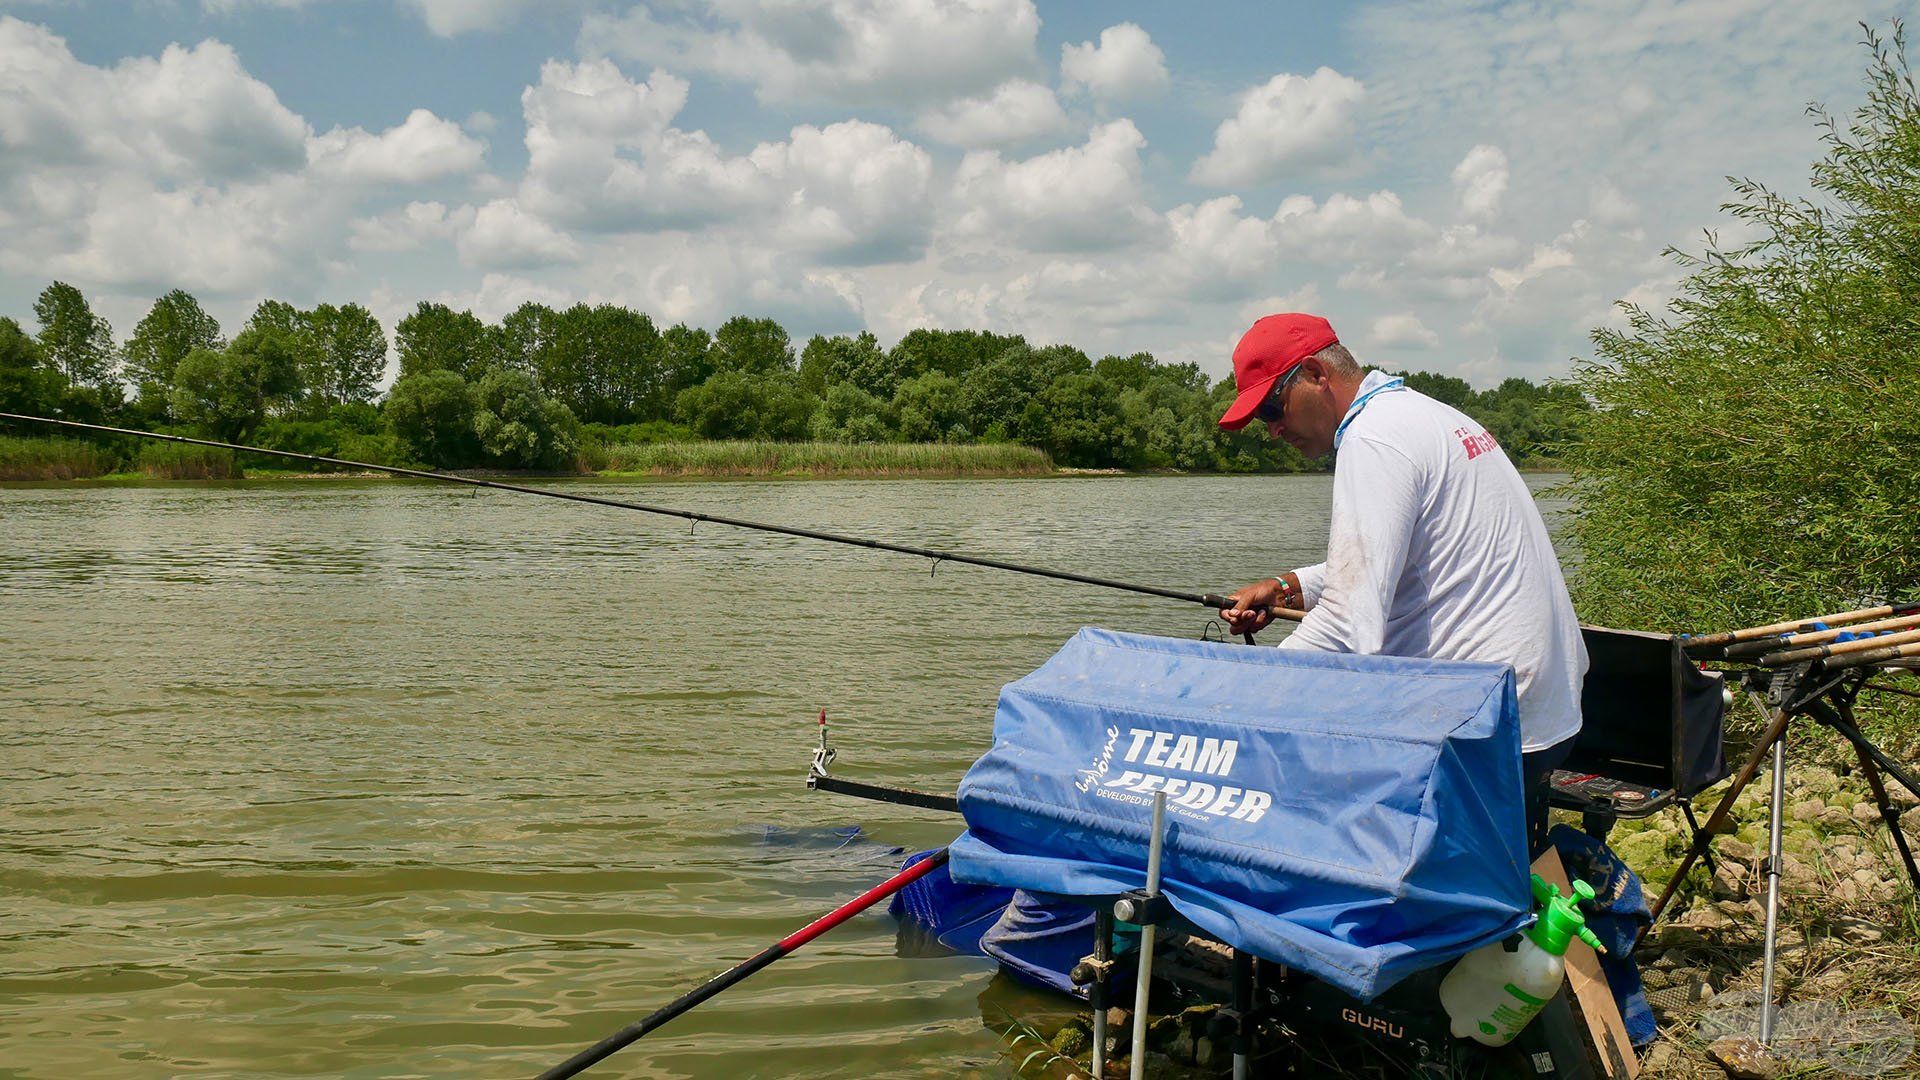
top-left (1217, 313), bottom-right (1339, 431)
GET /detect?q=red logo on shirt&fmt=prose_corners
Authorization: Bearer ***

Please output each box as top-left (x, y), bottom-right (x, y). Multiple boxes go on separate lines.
top-left (1455, 426), bottom-right (1499, 460)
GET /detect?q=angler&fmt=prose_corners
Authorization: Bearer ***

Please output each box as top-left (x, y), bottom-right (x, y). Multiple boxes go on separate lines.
top-left (1212, 312), bottom-right (1589, 855)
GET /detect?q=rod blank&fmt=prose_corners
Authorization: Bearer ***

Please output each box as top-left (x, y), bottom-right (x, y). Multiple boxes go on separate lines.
top-left (1723, 611), bottom-right (1920, 658)
top-left (1762, 626), bottom-right (1920, 667)
top-left (1684, 602), bottom-right (1920, 651)
top-left (536, 850), bottom-right (949, 1079)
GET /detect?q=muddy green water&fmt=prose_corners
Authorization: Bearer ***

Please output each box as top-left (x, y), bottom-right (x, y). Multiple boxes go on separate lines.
top-left (0, 474), bottom-right (1566, 1078)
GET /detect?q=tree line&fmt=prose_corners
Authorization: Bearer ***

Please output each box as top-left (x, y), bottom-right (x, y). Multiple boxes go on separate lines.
top-left (2, 281), bottom-right (1586, 473)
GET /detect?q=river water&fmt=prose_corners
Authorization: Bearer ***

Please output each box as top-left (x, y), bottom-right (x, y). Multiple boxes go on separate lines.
top-left (0, 473), bottom-right (1567, 1078)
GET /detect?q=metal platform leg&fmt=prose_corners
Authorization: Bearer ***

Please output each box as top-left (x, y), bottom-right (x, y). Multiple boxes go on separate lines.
top-left (1231, 949), bottom-right (1252, 1080)
top-left (1759, 737), bottom-right (1787, 1045)
top-left (1124, 793), bottom-right (1168, 1080)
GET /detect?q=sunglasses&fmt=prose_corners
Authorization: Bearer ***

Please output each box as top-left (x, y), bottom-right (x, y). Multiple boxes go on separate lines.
top-left (1252, 366), bottom-right (1304, 424)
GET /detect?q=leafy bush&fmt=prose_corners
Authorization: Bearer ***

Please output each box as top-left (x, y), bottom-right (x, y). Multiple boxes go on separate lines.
top-left (673, 370), bottom-right (816, 440)
top-left (384, 369), bottom-right (478, 467)
top-left (472, 368), bottom-right (581, 471)
top-left (809, 383), bottom-right (894, 443)
top-left (1563, 27), bottom-right (1920, 635)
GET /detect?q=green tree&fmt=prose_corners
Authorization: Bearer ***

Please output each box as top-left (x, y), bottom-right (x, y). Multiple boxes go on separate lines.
top-left (674, 370), bottom-right (815, 440)
top-left (169, 329), bottom-right (302, 442)
top-left (122, 290), bottom-right (224, 413)
top-left (33, 281), bottom-right (115, 389)
top-left (237, 300), bottom-right (324, 414)
top-left (305, 303), bottom-right (387, 407)
top-left (500, 301), bottom-right (558, 378)
top-left (958, 343), bottom-right (1067, 444)
top-left (809, 382), bottom-right (894, 442)
top-left (888, 328), bottom-right (1028, 386)
top-left (1035, 372), bottom-right (1130, 467)
top-left (1564, 25), bottom-right (1920, 633)
top-left (1093, 351), bottom-right (1162, 391)
top-left (709, 316), bottom-right (794, 376)
top-left (1400, 370), bottom-right (1476, 410)
top-left (384, 369), bottom-right (478, 467)
top-left (396, 302), bottom-right (500, 381)
top-left (534, 304), bottom-right (662, 424)
top-left (799, 331), bottom-right (885, 395)
top-left (891, 371), bottom-right (969, 442)
top-left (658, 323), bottom-right (714, 397)
top-left (472, 368), bottom-right (581, 470)
top-left (0, 317), bottom-right (65, 419)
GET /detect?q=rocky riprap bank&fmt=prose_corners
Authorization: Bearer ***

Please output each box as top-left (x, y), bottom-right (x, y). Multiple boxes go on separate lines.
top-left (1607, 763), bottom-right (1918, 1078)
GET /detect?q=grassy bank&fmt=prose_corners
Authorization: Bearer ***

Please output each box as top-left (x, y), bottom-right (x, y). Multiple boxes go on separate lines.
top-left (592, 439), bottom-right (1053, 478)
top-left (0, 436), bottom-right (114, 480)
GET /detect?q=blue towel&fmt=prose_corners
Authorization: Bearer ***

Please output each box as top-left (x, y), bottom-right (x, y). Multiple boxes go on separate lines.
top-left (1549, 825), bottom-right (1656, 1047)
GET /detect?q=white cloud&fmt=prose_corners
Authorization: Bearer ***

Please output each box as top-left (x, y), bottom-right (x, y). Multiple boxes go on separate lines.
top-left (307, 108), bottom-right (485, 184)
top-left (457, 199), bottom-right (582, 269)
top-left (510, 60), bottom-right (933, 262)
top-left (0, 18), bottom-right (307, 182)
top-left (635, 239), bottom-right (863, 329)
top-left (1190, 67), bottom-right (1365, 187)
top-left (396, 273), bottom-right (580, 328)
top-left (950, 119), bottom-right (1160, 252)
top-left (1588, 180), bottom-right (1639, 226)
top-left (201, 0), bottom-right (547, 35)
top-left (1271, 190), bottom-right (1430, 262)
top-left (25, 175), bottom-right (317, 296)
top-left (0, 19), bottom-right (339, 297)
top-left (1060, 23), bottom-right (1169, 102)
top-left (582, 0), bottom-right (1042, 108)
top-left (1482, 221), bottom-right (1594, 305)
top-left (1237, 284), bottom-right (1324, 325)
top-left (752, 120), bottom-right (934, 264)
top-left (913, 79), bottom-right (1069, 148)
top-left (515, 61), bottom-right (769, 232)
top-left (1163, 196), bottom-right (1279, 299)
top-left (1450, 144), bottom-right (1507, 220)
top-left (1369, 313), bottom-right (1439, 348)
top-left (348, 200), bottom-right (457, 253)
top-left (401, 0), bottom-right (543, 36)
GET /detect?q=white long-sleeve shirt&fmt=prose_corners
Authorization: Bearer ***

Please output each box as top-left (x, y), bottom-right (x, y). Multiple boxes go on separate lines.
top-left (1280, 370), bottom-right (1587, 751)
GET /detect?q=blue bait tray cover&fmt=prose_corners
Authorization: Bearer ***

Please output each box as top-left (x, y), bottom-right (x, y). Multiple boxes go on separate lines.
top-left (948, 628), bottom-right (1532, 1000)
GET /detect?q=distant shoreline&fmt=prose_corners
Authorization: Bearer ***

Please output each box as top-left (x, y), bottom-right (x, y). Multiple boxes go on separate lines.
top-left (1, 433), bottom-right (1563, 484)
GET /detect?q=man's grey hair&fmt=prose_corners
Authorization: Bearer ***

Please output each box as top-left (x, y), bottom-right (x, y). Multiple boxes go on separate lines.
top-left (1312, 342), bottom-right (1362, 378)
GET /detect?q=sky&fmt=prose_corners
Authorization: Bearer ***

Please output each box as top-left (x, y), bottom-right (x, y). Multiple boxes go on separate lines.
top-left (0, 0), bottom-right (1911, 388)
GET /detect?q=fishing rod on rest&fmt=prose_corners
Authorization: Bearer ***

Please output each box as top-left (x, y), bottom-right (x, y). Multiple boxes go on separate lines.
top-left (536, 849), bottom-right (951, 1079)
top-left (1681, 601), bottom-right (1920, 655)
top-left (0, 413), bottom-right (1305, 630)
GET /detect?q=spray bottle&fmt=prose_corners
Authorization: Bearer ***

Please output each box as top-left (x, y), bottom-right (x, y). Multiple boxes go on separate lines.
top-left (1439, 874), bottom-right (1605, 1046)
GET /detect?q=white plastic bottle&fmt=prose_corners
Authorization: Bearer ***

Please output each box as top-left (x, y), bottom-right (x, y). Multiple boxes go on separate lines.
top-left (1439, 875), bottom-right (1605, 1046)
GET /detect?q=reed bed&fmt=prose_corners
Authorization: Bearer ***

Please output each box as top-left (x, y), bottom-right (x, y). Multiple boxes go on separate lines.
top-left (137, 442), bottom-right (241, 480)
top-left (0, 436), bottom-right (114, 480)
top-left (596, 440), bottom-right (1053, 478)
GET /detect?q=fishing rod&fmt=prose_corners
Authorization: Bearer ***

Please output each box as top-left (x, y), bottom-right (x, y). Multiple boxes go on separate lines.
top-left (1761, 626), bottom-right (1920, 667)
top-left (1721, 610), bottom-right (1920, 659)
top-left (0, 413), bottom-right (1305, 625)
top-left (536, 849), bottom-right (949, 1079)
top-left (1681, 601), bottom-right (1920, 653)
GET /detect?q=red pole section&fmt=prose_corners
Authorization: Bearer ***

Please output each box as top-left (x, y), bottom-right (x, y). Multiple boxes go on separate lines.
top-left (538, 849), bottom-right (950, 1079)
top-left (779, 850), bottom-right (946, 950)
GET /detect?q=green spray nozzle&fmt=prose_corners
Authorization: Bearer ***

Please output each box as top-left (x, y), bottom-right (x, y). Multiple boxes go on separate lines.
top-left (1526, 874), bottom-right (1606, 957)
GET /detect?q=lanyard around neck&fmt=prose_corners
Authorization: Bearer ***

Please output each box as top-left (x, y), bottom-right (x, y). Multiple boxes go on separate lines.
top-left (1333, 376), bottom-right (1406, 450)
